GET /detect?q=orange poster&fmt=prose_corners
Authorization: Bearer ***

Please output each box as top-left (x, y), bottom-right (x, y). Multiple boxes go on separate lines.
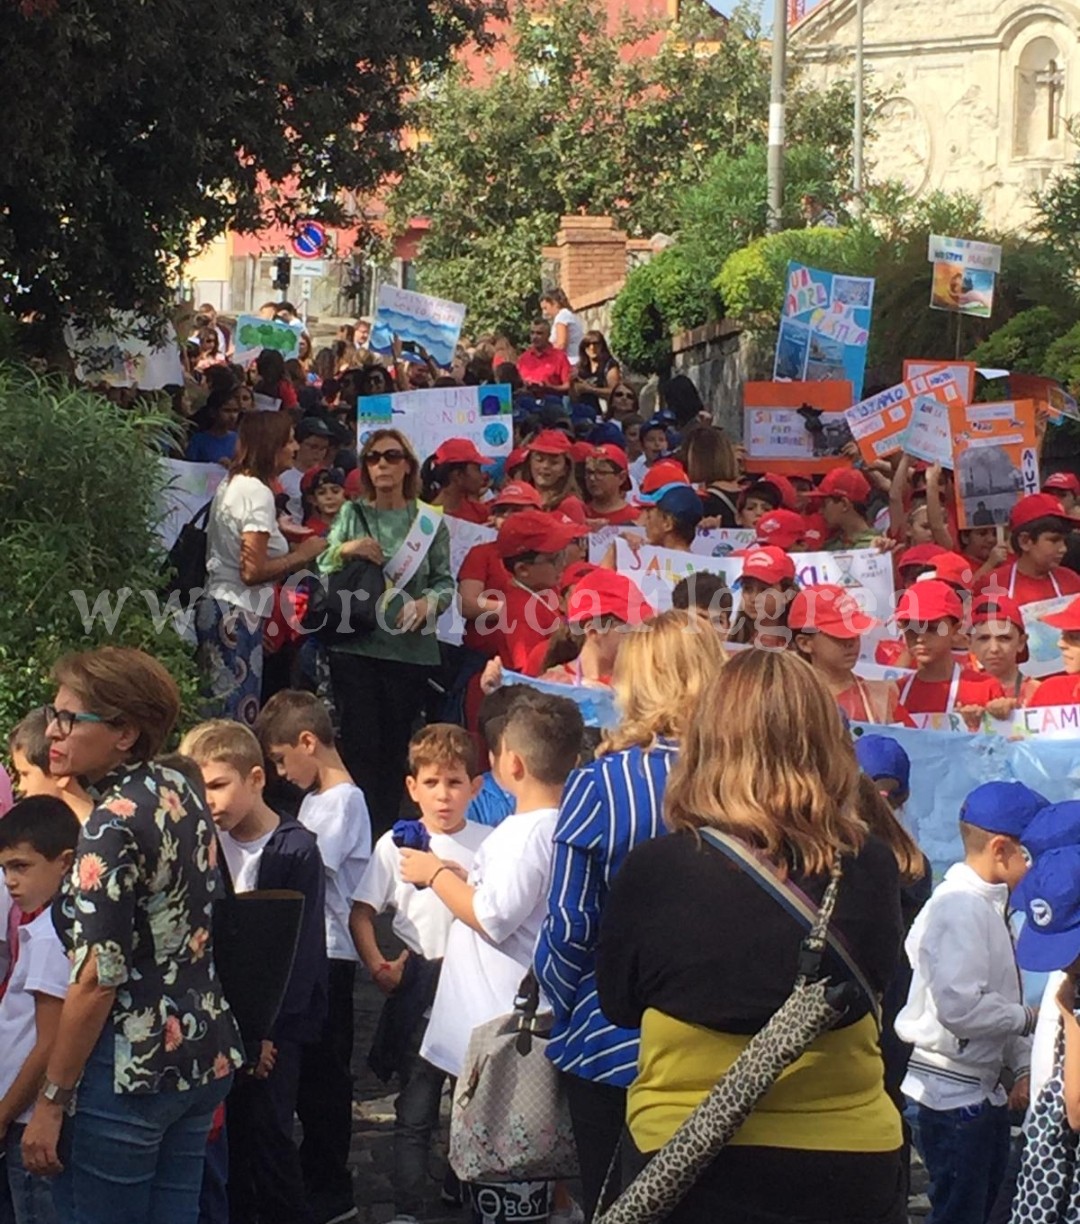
top-left (742, 381), bottom-right (852, 476)
top-left (845, 369), bottom-right (964, 465)
top-left (948, 399), bottom-right (1040, 528)
top-left (903, 360), bottom-right (977, 405)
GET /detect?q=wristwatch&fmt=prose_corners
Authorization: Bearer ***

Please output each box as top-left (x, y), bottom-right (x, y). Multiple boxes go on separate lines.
top-left (40, 1080), bottom-right (76, 1109)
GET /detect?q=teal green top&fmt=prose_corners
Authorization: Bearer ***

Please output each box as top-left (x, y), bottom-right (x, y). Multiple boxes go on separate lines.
top-left (319, 499), bottom-right (454, 665)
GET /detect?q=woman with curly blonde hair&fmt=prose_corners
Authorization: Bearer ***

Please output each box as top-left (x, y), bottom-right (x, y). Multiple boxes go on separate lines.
top-left (535, 610), bottom-right (726, 1217)
top-left (596, 649), bottom-right (906, 1224)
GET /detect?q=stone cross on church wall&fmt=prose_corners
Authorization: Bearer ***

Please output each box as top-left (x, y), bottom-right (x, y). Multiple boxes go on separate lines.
top-left (1035, 59), bottom-right (1065, 140)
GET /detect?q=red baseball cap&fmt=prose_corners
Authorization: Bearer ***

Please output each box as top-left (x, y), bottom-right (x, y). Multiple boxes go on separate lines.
top-left (971, 593), bottom-right (1029, 661)
top-left (589, 444), bottom-right (630, 472)
top-left (894, 579), bottom-right (964, 625)
top-left (800, 513), bottom-right (830, 549)
top-left (745, 472), bottom-right (798, 512)
top-left (527, 429), bottom-right (573, 456)
top-left (570, 441), bottom-right (594, 464)
top-left (640, 459), bottom-right (689, 495)
top-left (927, 551), bottom-right (976, 592)
top-left (558, 560), bottom-right (598, 595)
top-left (496, 510), bottom-right (580, 558)
top-left (433, 438), bottom-right (490, 467)
top-left (806, 467), bottom-right (872, 506)
top-left (1044, 472), bottom-right (1080, 496)
top-left (566, 570), bottom-right (655, 626)
top-left (737, 546), bottom-right (796, 586)
top-left (1043, 596), bottom-right (1080, 633)
top-left (555, 497), bottom-right (589, 528)
top-left (788, 583), bottom-right (879, 639)
top-left (507, 446), bottom-right (529, 471)
top-left (897, 542), bottom-right (947, 571)
top-left (343, 468), bottom-right (364, 498)
top-left (755, 509), bottom-right (807, 551)
top-left (490, 481), bottom-right (543, 509)
top-left (1010, 492), bottom-right (1073, 532)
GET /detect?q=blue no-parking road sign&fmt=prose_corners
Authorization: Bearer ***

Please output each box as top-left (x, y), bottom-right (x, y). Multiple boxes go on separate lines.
top-left (291, 221), bottom-right (327, 259)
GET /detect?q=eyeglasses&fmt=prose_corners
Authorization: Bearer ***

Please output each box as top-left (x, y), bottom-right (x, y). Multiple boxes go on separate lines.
top-left (43, 705), bottom-right (109, 738)
top-left (584, 340), bottom-right (600, 349)
top-left (586, 464), bottom-right (620, 477)
top-left (364, 448), bottom-right (408, 466)
top-left (612, 390), bottom-right (634, 399)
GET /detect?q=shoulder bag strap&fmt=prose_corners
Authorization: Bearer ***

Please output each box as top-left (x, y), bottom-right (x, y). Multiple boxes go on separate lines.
top-left (698, 828), bottom-right (881, 1025)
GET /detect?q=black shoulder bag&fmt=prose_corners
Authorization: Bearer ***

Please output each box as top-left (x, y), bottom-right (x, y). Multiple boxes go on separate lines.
top-left (301, 502), bottom-right (385, 643)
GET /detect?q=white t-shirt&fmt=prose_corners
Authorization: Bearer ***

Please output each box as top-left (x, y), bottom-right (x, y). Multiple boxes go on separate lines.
top-left (205, 474), bottom-right (289, 613)
top-left (353, 822), bottom-right (491, 961)
top-left (299, 783), bottom-right (372, 962)
top-left (0, 910), bottom-right (71, 1124)
top-left (219, 828), bottom-right (276, 894)
top-left (554, 308), bottom-right (584, 360)
top-left (279, 467), bottom-right (304, 523)
top-left (420, 807), bottom-right (558, 1078)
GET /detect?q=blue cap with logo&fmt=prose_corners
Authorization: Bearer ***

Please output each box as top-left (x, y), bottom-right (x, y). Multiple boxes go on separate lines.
top-left (640, 484), bottom-right (704, 526)
top-left (1015, 845), bottom-right (1080, 971)
top-left (854, 734), bottom-right (911, 801)
top-left (1021, 801), bottom-right (1080, 862)
top-left (960, 780), bottom-right (1049, 839)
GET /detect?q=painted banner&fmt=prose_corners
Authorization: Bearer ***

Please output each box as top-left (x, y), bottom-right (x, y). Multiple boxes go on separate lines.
top-left (436, 517), bottom-right (497, 646)
top-left (232, 314), bottom-right (303, 364)
top-left (692, 527), bottom-right (756, 557)
top-left (743, 380), bottom-right (853, 476)
top-left (614, 541), bottom-right (741, 612)
top-left (928, 235), bottom-right (1002, 320)
top-left (845, 370), bottom-right (962, 464)
top-left (358, 383), bottom-right (513, 462)
top-left (370, 285), bottom-right (466, 369)
top-left (948, 399), bottom-right (1039, 528)
top-left (502, 670), bottom-right (618, 729)
top-left (904, 360), bottom-right (977, 405)
top-left (66, 314), bottom-right (184, 390)
top-left (773, 263), bottom-right (875, 399)
top-left (158, 459), bottom-right (226, 552)
top-left (1020, 595), bottom-right (1073, 679)
top-left (902, 395), bottom-right (954, 467)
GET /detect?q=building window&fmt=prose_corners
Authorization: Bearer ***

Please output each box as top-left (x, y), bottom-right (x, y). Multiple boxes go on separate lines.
top-left (1014, 35), bottom-right (1065, 158)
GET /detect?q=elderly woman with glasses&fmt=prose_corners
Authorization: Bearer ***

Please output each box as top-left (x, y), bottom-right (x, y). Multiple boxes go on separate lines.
top-left (319, 428), bottom-right (454, 835)
top-left (21, 647), bottom-right (242, 1224)
top-left (572, 330), bottom-right (621, 414)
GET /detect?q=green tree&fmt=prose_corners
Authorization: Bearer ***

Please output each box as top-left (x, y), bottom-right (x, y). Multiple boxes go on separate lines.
top-left (967, 307), bottom-right (1071, 376)
top-left (1, 0), bottom-right (498, 332)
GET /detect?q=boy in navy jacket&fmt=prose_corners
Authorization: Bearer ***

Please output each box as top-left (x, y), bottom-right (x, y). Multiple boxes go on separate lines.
top-left (181, 720), bottom-right (328, 1224)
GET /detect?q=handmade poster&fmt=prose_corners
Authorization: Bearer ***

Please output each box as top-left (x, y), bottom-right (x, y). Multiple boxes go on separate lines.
top-left (614, 540), bottom-right (740, 612)
top-left (369, 285), bottom-right (466, 369)
top-left (928, 235), bottom-right (1002, 320)
top-left (436, 517), bottom-right (497, 647)
top-left (502, 670), bottom-right (618, 730)
top-left (743, 380), bottom-right (853, 476)
top-left (845, 370), bottom-right (962, 464)
top-left (792, 548), bottom-right (896, 659)
top-left (902, 395), bottom-right (954, 466)
top-left (691, 527), bottom-right (755, 557)
top-left (358, 383), bottom-right (513, 461)
top-left (948, 399), bottom-right (1039, 528)
top-left (773, 263), bottom-right (875, 399)
top-left (1019, 595), bottom-right (1073, 679)
top-left (66, 313), bottom-right (184, 390)
top-left (587, 524), bottom-right (644, 564)
top-left (1009, 374), bottom-right (1080, 423)
top-left (232, 314), bottom-right (302, 364)
top-left (158, 459), bottom-right (225, 552)
top-left (904, 360), bottom-right (977, 405)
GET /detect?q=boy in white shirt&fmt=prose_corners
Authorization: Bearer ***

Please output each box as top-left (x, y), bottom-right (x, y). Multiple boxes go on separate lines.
top-left (256, 690), bottom-right (372, 1224)
top-left (896, 780), bottom-right (1047, 1224)
top-left (351, 724), bottom-right (490, 1224)
top-left (0, 796), bottom-right (80, 1224)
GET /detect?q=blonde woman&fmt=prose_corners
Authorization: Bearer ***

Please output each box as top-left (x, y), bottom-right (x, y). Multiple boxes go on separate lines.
top-left (534, 611), bottom-right (727, 1218)
top-left (596, 650), bottom-right (905, 1224)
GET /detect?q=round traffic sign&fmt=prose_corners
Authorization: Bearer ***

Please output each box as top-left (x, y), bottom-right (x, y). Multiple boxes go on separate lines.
top-left (292, 221), bottom-right (327, 259)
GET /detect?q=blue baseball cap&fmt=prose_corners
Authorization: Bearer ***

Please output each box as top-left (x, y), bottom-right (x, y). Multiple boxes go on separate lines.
top-left (960, 780), bottom-right (1049, 839)
top-left (1021, 801), bottom-right (1080, 862)
top-left (1015, 845), bottom-right (1080, 971)
top-left (855, 735), bottom-right (911, 800)
top-left (588, 421), bottom-right (627, 450)
top-left (639, 484), bottom-right (704, 525)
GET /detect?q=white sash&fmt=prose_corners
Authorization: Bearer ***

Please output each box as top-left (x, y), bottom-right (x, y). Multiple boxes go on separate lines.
top-left (901, 663), bottom-right (961, 712)
top-left (382, 502), bottom-right (443, 589)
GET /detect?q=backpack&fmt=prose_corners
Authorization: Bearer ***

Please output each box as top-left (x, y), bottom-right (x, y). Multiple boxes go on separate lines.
top-left (165, 501), bottom-right (212, 608)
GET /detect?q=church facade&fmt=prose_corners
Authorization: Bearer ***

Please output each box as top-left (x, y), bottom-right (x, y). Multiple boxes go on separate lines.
top-left (791, 0), bottom-right (1078, 228)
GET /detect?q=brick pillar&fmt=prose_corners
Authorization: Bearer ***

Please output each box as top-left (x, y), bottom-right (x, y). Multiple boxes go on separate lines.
top-left (541, 216), bottom-right (630, 309)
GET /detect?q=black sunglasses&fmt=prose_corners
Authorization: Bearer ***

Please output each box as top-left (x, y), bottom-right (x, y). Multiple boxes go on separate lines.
top-left (364, 448), bottom-right (408, 466)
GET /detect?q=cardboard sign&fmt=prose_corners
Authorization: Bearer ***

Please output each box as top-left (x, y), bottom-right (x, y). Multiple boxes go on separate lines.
top-left (845, 370), bottom-right (962, 464)
top-left (1008, 374), bottom-right (1080, 423)
top-left (1020, 595), bottom-right (1073, 679)
top-left (791, 548), bottom-right (896, 660)
top-left (904, 360), bottom-right (977, 405)
top-left (358, 384), bottom-right (513, 462)
top-left (691, 527), bottom-right (756, 557)
top-left (743, 381), bottom-right (853, 475)
top-left (232, 314), bottom-right (302, 364)
top-left (369, 285), bottom-right (466, 369)
top-left (66, 314), bottom-right (185, 390)
top-left (948, 400), bottom-right (1039, 528)
top-left (927, 235), bottom-right (1002, 320)
top-left (436, 517), bottom-right (497, 646)
top-left (614, 540), bottom-right (740, 612)
top-left (501, 670), bottom-right (618, 729)
top-left (774, 264), bottom-right (875, 399)
top-left (903, 395), bottom-right (955, 467)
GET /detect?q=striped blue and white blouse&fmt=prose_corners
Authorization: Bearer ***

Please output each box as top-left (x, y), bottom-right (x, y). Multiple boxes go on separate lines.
top-left (534, 739), bottom-right (677, 1087)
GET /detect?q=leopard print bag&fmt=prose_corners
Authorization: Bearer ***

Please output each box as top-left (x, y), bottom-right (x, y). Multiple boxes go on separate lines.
top-left (594, 832), bottom-right (866, 1224)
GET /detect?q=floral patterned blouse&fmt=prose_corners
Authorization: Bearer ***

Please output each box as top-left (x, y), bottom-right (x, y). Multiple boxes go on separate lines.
top-left (54, 760), bottom-right (244, 1094)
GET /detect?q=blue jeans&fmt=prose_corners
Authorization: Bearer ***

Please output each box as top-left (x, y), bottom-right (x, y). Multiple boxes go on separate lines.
top-left (6, 1124), bottom-right (59, 1224)
top-left (55, 1036), bottom-right (233, 1224)
top-left (905, 1098), bottom-right (1011, 1224)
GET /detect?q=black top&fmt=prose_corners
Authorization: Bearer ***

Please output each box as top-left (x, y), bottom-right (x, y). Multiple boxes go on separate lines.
top-left (574, 357), bottom-right (619, 411)
top-left (699, 486), bottom-right (739, 528)
top-left (596, 829), bottom-right (902, 1036)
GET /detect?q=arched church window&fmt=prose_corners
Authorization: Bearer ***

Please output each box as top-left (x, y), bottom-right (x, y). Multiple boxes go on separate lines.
top-left (1014, 35), bottom-right (1065, 158)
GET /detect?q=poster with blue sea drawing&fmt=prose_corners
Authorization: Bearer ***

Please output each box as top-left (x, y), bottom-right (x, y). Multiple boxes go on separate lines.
top-left (358, 383), bottom-right (513, 461)
top-left (369, 285), bottom-right (466, 368)
top-left (773, 263), bottom-right (875, 400)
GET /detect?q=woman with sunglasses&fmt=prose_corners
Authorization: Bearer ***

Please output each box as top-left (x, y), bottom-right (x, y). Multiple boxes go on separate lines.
top-left (319, 429), bottom-right (454, 835)
top-left (608, 383), bottom-right (640, 423)
top-left (21, 647), bottom-right (242, 1222)
top-left (572, 330), bottom-right (621, 414)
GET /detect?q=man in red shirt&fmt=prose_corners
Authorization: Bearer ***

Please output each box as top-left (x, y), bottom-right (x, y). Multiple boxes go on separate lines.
top-left (978, 493), bottom-right (1080, 606)
top-left (893, 580), bottom-right (1004, 717)
top-left (1028, 596), bottom-right (1080, 707)
top-left (516, 320), bottom-right (572, 396)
